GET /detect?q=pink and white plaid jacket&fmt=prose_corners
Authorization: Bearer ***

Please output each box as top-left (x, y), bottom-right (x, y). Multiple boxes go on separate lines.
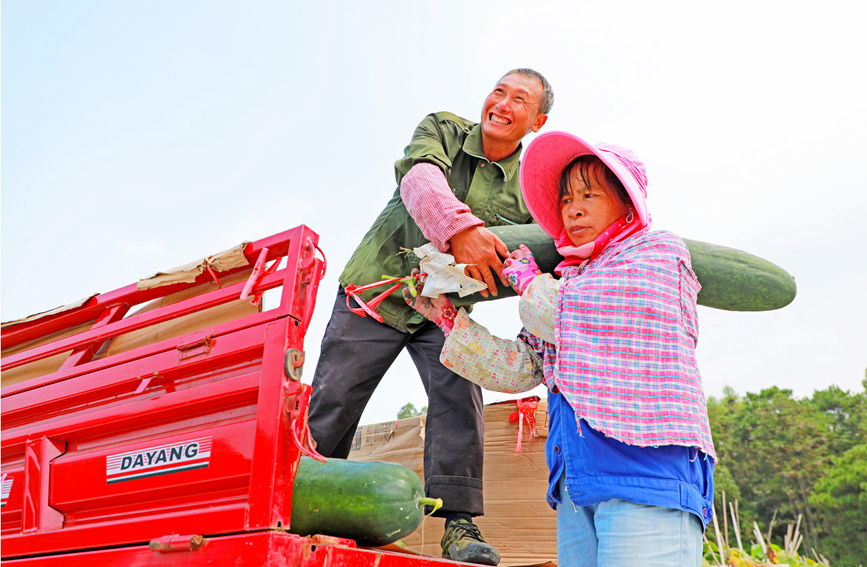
top-left (440, 229), bottom-right (716, 459)
top-left (553, 229), bottom-right (716, 459)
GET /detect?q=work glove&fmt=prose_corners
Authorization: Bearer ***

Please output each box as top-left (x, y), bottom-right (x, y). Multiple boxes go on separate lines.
top-left (402, 269), bottom-right (458, 336)
top-left (501, 244), bottom-right (542, 295)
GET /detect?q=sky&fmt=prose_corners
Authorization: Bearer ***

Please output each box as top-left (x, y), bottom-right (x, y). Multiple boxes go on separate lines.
top-left (2, 1), bottom-right (865, 426)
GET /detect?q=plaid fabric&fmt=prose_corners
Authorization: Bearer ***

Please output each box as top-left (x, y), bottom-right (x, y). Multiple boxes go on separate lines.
top-left (400, 162), bottom-right (485, 251)
top-left (553, 229), bottom-right (716, 460)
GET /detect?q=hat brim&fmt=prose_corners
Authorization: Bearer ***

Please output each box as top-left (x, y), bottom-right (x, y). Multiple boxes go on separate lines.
top-left (520, 131), bottom-right (648, 238)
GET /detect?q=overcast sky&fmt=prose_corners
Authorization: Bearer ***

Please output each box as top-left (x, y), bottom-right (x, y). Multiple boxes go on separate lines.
top-left (2, 1), bottom-right (865, 425)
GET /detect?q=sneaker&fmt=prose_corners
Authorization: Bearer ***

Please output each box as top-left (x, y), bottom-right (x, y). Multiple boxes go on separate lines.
top-left (440, 514), bottom-right (501, 565)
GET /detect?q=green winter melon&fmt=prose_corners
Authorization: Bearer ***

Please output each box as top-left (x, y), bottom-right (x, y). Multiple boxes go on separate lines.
top-left (289, 457), bottom-right (439, 546)
top-left (449, 224), bottom-right (796, 312)
top-left (681, 238), bottom-right (796, 311)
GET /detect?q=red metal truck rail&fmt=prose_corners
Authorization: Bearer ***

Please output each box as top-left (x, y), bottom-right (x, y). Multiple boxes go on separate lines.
top-left (1, 225), bottom-right (460, 566)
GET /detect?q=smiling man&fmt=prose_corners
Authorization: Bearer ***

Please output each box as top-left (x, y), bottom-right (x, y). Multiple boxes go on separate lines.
top-left (307, 69), bottom-right (552, 565)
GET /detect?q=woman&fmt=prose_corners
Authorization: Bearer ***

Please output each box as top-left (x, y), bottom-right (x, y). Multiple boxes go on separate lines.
top-left (404, 131), bottom-right (715, 567)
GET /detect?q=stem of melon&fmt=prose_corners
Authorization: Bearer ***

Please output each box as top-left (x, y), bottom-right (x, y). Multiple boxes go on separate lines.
top-left (418, 497), bottom-right (443, 516)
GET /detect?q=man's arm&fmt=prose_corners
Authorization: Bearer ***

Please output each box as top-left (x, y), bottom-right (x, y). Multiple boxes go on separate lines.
top-left (396, 114), bottom-right (510, 297)
top-left (400, 163), bottom-right (509, 297)
top-left (400, 163), bottom-right (484, 252)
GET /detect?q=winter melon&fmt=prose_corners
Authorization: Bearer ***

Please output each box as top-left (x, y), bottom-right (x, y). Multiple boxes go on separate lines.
top-left (449, 224), bottom-right (796, 312)
top-left (289, 457), bottom-right (439, 546)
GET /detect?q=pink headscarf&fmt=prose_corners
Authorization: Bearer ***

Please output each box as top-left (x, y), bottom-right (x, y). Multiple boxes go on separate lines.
top-left (553, 211), bottom-right (645, 274)
top-left (519, 132), bottom-right (652, 272)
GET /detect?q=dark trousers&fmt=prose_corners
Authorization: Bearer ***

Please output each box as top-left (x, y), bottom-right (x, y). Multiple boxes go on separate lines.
top-left (307, 286), bottom-right (485, 516)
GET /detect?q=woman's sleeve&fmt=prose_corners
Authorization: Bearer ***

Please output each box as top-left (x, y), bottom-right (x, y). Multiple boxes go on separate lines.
top-left (518, 274), bottom-right (560, 344)
top-left (441, 308), bottom-right (544, 393)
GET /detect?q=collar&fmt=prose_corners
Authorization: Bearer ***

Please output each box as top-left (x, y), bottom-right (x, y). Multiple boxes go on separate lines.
top-left (462, 124), bottom-right (523, 182)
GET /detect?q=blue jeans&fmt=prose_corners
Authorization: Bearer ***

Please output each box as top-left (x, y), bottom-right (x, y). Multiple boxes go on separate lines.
top-left (556, 475), bottom-right (702, 567)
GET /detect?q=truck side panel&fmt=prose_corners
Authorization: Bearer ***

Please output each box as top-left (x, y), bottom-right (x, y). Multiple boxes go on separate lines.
top-left (1, 226), bottom-right (322, 560)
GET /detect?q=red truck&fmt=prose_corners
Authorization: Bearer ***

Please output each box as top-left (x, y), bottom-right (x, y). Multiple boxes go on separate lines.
top-left (1, 225), bottom-right (459, 566)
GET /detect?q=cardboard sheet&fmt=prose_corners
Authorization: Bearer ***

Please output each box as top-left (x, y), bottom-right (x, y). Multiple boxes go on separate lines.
top-left (349, 397), bottom-right (557, 566)
top-left (1, 320), bottom-right (96, 388)
top-left (1, 295), bottom-right (98, 330)
top-left (2, 241), bottom-right (250, 329)
top-left (105, 269), bottom-right (259, 357)
top-left (136, 242), bottom-right (250, 290)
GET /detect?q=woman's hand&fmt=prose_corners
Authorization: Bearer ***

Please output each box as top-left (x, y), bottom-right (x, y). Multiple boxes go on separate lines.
top-left (402, 269), bottom-right (458, 336)
top-left (502, 244), bottom-right (542, 295)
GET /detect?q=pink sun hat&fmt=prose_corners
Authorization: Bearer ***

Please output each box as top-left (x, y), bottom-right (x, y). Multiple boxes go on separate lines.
top-left (520, 131), bottom-right (650, 238)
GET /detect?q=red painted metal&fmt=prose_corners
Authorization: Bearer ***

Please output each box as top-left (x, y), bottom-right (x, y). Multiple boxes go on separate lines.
top-left (0, 530), bottom-right (460, 566)
top-left (1, 269), bottom-right (286, 371)
top-left (0, 234), bottom-right (292, 352)
top-left (240, 246), bottom-right (274, 304)
top-left (148, 533), bottom-right (207, 552)
top-left (1, 225), bottom-right (460, 566)
top-left (58, 304), bottom-right (131, 371)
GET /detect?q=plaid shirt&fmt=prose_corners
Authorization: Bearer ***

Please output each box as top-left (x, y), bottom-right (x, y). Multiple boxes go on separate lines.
top-left (552, 229), bottom-right (716, 459)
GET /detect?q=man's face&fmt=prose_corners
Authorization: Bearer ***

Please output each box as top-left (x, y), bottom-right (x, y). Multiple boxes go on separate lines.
top-left (480, 73), bottom-right (547, 148)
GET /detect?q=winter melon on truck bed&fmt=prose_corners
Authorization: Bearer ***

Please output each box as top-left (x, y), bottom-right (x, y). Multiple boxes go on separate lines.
top-left (289, 457), bottom-right (440, 546)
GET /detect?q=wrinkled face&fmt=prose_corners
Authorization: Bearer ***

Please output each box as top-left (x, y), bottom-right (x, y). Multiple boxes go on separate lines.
top-left (480, 73), bottom-right (547, 148)
top-left (560, 168), bottom-right (629, 247)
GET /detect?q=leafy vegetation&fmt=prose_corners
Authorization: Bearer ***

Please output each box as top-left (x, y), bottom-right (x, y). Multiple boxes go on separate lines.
top-left (397, 402), bottom-right (427, 419)
top-left (703, 371), bottom-right (867, 566)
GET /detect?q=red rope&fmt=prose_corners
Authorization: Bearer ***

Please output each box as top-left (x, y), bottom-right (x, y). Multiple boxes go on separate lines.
top-left (508, 397), bottom-right (539, 453)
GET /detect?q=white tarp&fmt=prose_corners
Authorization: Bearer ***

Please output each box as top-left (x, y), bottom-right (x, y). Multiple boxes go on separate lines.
top-left (412, 243), bottom-right (487, 298)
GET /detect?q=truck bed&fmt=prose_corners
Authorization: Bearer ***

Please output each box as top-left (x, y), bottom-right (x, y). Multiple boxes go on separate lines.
top-left (1, 225), bottom-right (464, 566)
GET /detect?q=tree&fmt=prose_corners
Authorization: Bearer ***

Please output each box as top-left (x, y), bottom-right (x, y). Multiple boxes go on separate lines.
top-left (809, 384), bottom-right (867, 454)
top-left (397, 403), bottom-right (427, 419)
top-left (713, 463), bottom-right (741, 510)
top-left (724, 387), bottom-right (830, 551)
top-left (707, 386), bottom-right (742, 466)
top-left (706, 379), bottom-right (867, 563)
top-left (809, 443), bottom-right (867, 567)
top-left (706, 388), bottom-right (745, 546)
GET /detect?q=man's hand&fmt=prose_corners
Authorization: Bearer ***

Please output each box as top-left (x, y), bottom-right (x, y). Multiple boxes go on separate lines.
top-left (448, 226), bottom-right (510, 298)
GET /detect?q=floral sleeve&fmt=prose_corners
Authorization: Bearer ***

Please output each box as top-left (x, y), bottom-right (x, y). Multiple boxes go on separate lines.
top-left (519, 274), bottom-right (560, 344)
top-left (440, 308), bottom-right (544, 394)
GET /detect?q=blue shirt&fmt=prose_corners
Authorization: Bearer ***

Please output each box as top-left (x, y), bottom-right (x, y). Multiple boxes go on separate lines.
top-left (546, 389), bottom-right (715, 529)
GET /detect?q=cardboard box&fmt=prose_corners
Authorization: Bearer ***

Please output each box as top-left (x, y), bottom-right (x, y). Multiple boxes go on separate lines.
top-left (349, 396), bottom-right (557, 566)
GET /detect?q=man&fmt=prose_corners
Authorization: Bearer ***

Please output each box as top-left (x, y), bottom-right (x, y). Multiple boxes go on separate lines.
top-left (308, 69), bottom-right (552, 565)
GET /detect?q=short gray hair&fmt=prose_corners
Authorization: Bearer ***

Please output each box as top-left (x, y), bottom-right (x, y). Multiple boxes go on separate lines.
top-left (500, 68), bottom-right (554, 115)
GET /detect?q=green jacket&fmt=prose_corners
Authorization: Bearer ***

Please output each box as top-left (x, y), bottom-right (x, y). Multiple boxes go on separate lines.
top-left (339, 112), bottom-right (533, 333)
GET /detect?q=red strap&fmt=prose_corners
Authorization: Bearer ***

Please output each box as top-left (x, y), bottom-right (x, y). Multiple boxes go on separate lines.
top-left (289, 383), bottom-right (327, 462)
top-left (509, 397), bottom-right (539, 453)
top-left (343, 274), bottom-right (422, 322)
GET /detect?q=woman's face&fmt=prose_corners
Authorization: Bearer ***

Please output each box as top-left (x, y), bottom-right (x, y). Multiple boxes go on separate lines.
top-left (560, 168), bottom-right (629, 247)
